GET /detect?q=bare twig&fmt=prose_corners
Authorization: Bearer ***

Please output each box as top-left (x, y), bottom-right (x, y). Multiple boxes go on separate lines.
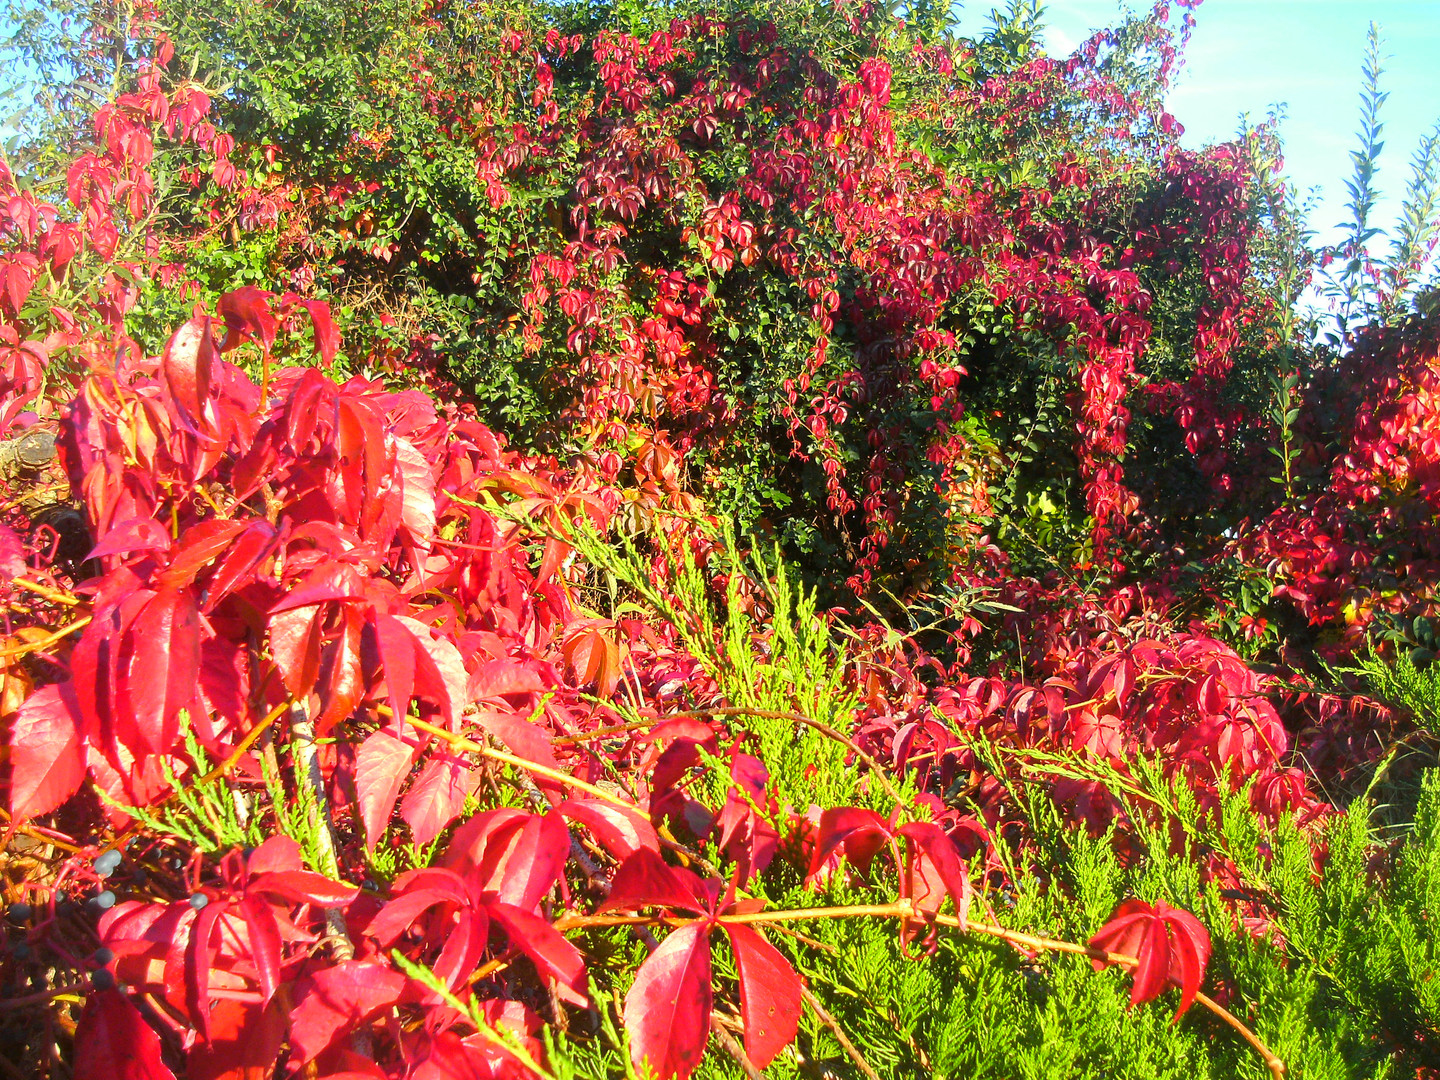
top-left (553, 901), bottom-right (1286, 1079)
top-left (710, 1013), bottom-right (765, 1080)
top-left (660, 707), bottom-right (907, 807)
top-left (288, 701), bottom-right (354, 962)
top-left (800, 985), bottom-right (881, 1080)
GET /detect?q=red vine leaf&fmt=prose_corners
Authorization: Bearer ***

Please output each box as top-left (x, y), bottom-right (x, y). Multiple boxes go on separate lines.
top-left (7, 682), bottom-right (84, 822)
top-left (288, 959), bottom-right (406, 1065)
top-left (722, 923), bottom-right (802, 1069)
top-left (1088, 898), bottom-right (1212, 1017)
top-left (624, 922), bottom-right (713, 1080)
top-left (354, 727), bottom-right (417, 849)
top-left (72, 989), bottom-right (177, 1080)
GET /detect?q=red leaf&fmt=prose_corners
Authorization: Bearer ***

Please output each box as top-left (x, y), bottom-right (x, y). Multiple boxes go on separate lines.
top-left (283, 295), bottom-right (340, 366)
top-left (86, 516), bottom-right (174, 563)
top-left (624, 923), bottom-right (713, 1080)
top-left (184, 899), bottom-right (227, 1039)
top-left (1088, 898), bottom-right (1212, 1018)
top-left (72, 989), bottom-right (177, 1080)
top-left (247, 870), bottom-right (359, 908)
top-left (373, 614), bottom-right (417, 724)
top-left (158, 519), bottom-right (247, 589)
top-left (354, 728), bottom-right (416, 849)
top-left (393, 436), bottom-right (437, 550)
top-left (722, 924), bottom-right (801, 1069)
top-left (316, 609), bottom-right (365, 734)
top-left (269, 605), bottom-right (324, 699)
top-left (288, 959), bottom-right (405, 1065)
top-left (561, 619), bottom-right (622, 698)
top-left (186, 997), bottom-right (286, 1080)
top-left (400, 615), bottom-right (467, 727)
top-left (245, 835), bottom-right (304, 874)
top-left (487, 901), bottom-right (588, 1006)
top-left (7, 682), bottom-right (84, 821)
top-left (237, 894), bottom-right (283, 1003)
top-left (217, 286), bottom-right (278, 353)
top-left (363, 880), bottom-right (467, 949)
top-left (0, 522), bottom-right (25, 577)
top-left (400, 753), bottom-right (473, 848)
top-left (467, 659), bottom-right (544, 701)
top-left (897, 821), bottom-right (974, 925)
top-left (598, 848), bottom-right (707, 915)
top-left (472, 708), bottom-right (560, 772)
top-left (558, 799), bottom-right (660, 860)
top-left (199, 521), bottom-right (277, 611)
top-left (465, 810), bottom-right (569, 912)
top-left (124, 587), bottom-right (201, 758)
top-left (161, 315), bottom-right (219, 432)
top-left (805, 807), bottom-right (893, 884)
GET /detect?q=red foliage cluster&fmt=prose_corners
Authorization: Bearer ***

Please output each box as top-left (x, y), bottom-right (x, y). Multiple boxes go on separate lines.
top-left (0, 3), bottom-right (1430, 1078)
top-left (1242, 315), bottom-right (1440, 654)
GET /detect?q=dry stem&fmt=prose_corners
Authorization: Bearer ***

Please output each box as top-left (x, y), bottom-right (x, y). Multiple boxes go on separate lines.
top-left (553, 901), bottom-right (1285, 1079)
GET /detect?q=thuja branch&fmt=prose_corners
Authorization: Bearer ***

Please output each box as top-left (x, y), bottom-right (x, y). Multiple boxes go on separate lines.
top-left (97, 699), bottom-right (290, 857)
top-left (554, 902), bottom-right (1287, 1079)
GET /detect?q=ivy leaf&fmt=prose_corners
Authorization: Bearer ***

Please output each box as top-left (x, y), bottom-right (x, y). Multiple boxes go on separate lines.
top-left (1089, 898), bottom-right (1212, 1018)
top-left (7, 682), bottom-right (85, 822)
top-left (722, 923), bottom-right (802, 1069)
top-left (288, 959), bottom-right (406, 1065)
top-left (72, 989), bottom-right (177, 1080)
top-left (624, 923), bottom-right (713, 1080)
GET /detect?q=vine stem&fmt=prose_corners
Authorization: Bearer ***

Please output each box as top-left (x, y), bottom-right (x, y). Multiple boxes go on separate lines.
top-left (800, 985), bottom-right (881, 1080)
top-left (402, 715), bottom-right (635, 812)
top-left (399, 713), bottom-right (1284, 1076)
top-left (554, 902), bottom-right (1286, 1079)
top-left (658, 707), bottom-right (907, 807)
top-left (399, 713), bottom-right (709, 869)
top-left (0, 615), bottom-right (92, 659)
top-left (288, 701), bottom-right (353, 961)
top-left (9, 578), bottom-right (83, 606)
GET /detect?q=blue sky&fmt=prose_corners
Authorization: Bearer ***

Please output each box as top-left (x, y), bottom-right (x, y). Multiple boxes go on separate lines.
top-left (954, 1), bottom-right (1440, 247)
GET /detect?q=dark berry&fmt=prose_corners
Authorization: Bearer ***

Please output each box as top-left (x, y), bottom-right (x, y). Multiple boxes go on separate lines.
top-left (188, 892), bottom-right (209, 910)
top-left (93, 947), bottom-right (115, 965)
top-left (12, 943), bottom-right (30, 960)
top-left (94, 850), bottom-right (123, 878)
top-left (6, 903), bottom-right (31, 923)
top-left (90, 968), bottom-right (115, 990)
